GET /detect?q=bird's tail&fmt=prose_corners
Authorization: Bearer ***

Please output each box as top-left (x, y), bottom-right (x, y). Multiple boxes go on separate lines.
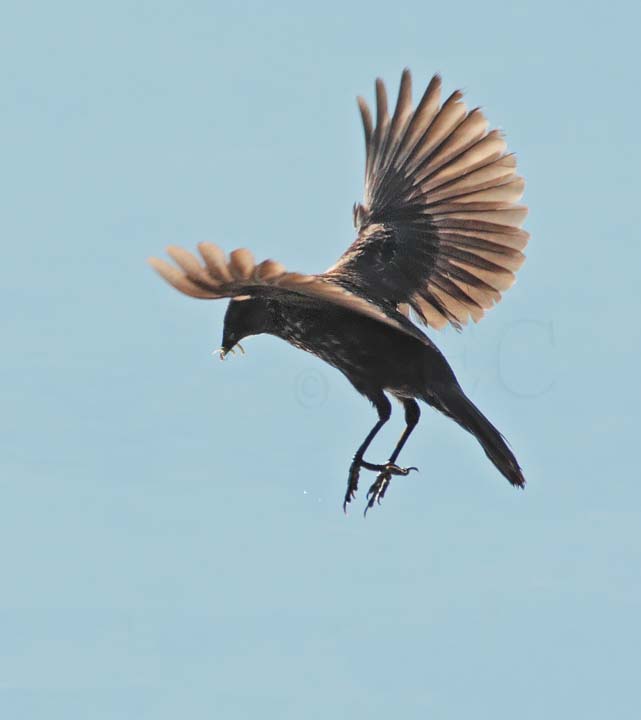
top-left (426, 386), bottom-right (526, 488)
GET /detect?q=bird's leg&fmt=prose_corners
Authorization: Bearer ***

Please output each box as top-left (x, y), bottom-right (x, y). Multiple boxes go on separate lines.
top-left (344, 393), bottom-right (391, 513)
top-left (365, 399), bottom-right (420, 515)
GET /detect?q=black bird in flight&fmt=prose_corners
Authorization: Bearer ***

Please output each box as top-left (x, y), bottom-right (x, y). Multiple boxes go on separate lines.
top-left (150, 70), bottom-right (528, 514)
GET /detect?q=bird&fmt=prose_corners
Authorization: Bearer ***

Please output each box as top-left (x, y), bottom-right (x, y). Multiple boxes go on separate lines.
top-left (149, 69), bottom-right (528, 514)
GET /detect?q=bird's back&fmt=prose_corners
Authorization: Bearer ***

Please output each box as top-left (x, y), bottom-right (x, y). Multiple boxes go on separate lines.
top-left (267, 301), bottom-right (457, 399)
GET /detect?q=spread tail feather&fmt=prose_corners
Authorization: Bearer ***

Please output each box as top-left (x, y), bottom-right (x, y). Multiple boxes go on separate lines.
top-left (427, 387), bottom-right (525, 488)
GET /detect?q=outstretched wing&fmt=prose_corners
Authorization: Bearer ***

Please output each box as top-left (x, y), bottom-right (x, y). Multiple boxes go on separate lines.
top-left (148, 242), bottom-right (426, 342)
top-left (325, 69), bottom-right (529, 329)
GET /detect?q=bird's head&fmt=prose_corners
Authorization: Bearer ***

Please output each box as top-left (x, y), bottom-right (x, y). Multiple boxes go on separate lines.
top-left (219, 297), bottom-right (275, 359)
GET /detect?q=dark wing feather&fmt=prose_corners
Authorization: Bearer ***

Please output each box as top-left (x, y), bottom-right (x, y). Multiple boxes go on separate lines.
top-left (148, 243), bottom-right (428, 343)
top-left (327, 69), bottom-right (528, 330)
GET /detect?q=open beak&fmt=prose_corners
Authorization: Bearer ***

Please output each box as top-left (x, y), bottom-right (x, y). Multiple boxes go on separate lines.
top-left (215, 342), bottom-right (245, 361)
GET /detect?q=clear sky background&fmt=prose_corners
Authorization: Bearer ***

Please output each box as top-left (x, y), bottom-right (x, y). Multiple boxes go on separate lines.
top-left (2, 1), bottom-right (640, 718)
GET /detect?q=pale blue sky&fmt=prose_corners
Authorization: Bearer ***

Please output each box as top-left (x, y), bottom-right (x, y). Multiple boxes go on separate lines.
top-left (2, 1), bottom-right (640, 718)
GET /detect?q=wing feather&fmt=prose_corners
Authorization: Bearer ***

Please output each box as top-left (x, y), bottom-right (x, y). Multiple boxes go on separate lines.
top-left (425, 154), bottom-right (518, 202)
top-left (396, 75), bottom-right (442, 166)
top-left (149, 242), bottom-right (423, 341)
top-left (406, 91), bottom-right (468, 179)
top-left (326, 70), bottom-right (527, 329)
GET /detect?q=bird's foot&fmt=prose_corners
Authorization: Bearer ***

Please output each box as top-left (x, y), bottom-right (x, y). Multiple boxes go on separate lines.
top-left (363, 464), bottom-right (418, 516)
top-left (360, 461), bottom-right (417, 476)
top-left (343, 461), bottom-right (361, 513)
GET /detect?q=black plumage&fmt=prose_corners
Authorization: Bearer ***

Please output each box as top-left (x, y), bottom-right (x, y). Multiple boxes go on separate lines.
top-left (150, 70), bottom-right (528, 513)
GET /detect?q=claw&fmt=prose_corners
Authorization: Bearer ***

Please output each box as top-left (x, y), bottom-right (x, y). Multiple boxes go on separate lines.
top-left (343, 461), bottom-right (361, 514)
top-left (363, 464), bottom-right (418, 516)
top-left (386, 464), bottom-right (418, 476)
top-left (364, 472), bottom-right (389, 515)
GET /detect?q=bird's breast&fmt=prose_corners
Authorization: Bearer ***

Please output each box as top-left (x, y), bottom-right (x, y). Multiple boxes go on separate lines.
top-left (270, 307), bottom-right (431, 396)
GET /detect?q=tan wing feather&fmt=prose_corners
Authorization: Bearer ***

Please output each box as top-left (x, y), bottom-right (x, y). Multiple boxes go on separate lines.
top-left (149, 243), bottom-right (419, 339)
top-left (228, 248), bottom-right (255, 280)
top-left (198, 242), bottom-right (234, 282)
top-left (406, 91), bottom-right (468, 176)
top-left (425, 155), bottom-right (518, 203)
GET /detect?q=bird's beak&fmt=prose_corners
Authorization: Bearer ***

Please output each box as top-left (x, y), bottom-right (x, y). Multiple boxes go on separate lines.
top-left (215, 342), bottom-right (245, 361)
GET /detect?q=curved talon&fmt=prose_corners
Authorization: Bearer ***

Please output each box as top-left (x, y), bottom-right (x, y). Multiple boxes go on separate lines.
top-left (364, 490), bottom-right (383, 516)
top-left (343, 462), bottom-right (361, 514)
top-left (355, 458), bottom-right (418, 516)
top-left (363, 464), bottom-right (417, 516)
top-left (364, 473), bottom-right (390, 515)
top-left (343, 487), bottom-right (357, 513)
top-left (366, 477), bottom-right (387, 499)
top-left (398, 464), bottom-right (417, 474)
top-left (385, 463), bottom-right (418, 477)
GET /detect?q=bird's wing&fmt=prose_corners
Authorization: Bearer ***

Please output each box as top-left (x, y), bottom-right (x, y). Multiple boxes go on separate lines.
top-left (149, 242), bottom-right (425, 340)
top-left (325, 69), bottom-right (529, 330)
